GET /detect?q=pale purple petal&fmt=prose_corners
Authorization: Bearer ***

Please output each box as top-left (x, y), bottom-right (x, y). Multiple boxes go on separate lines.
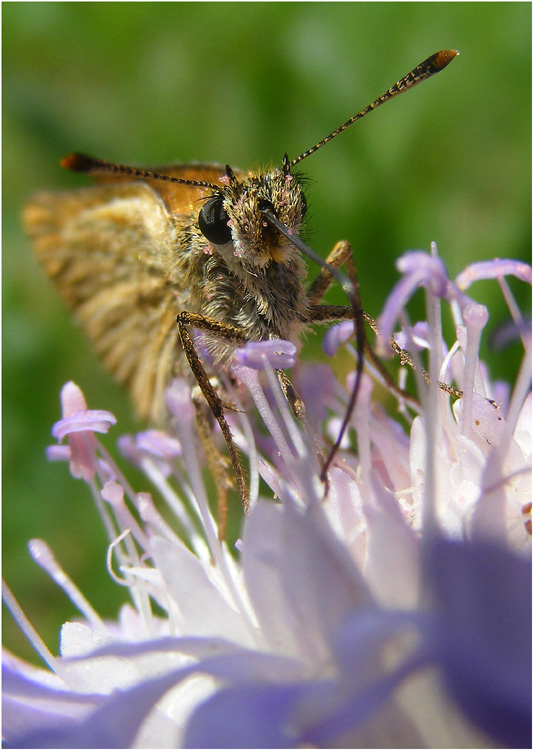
top-left (150, 537), bottom-right (255, 645)
top-left (66, 432), bottom-right (98, 481)
top-left (51, 411), bottom-right (116, 440)
top-left (241, 502), bottom-right (302, 655)
top-left (490, 318), bottom-right (532, 350)
top-left (2, 661), bottom-right (103, 747)
top-left (364, 485), bottom-right (421, 608)
top-left (393, 321), bottom-right (430, 352)
top-left (135, 429), bottom-right (182, 460)
top-left (455, 259), bottom-right (532, 290)
top-left (378, 251), bottom-right (448, 352)
top-left (45, 445), bottom-right (70, 462)
top-left (243, 501), bottom-right (372, 662)
top-left (233, 339), bottom-right (296, 370)
top-left (426, 537), bottom-right (532, 748)
top-left (323, 321), bottom-right (354, 356)
top-left (184, 681), bottom-right (311, 748)
top-left (165, 378), bottom-right (195, 421)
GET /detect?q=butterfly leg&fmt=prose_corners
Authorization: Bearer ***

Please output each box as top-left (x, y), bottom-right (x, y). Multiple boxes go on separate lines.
top-left (307, 242), bottom-right (463, 402)
top-left (176, 312), bottom-right (250, 520)
top-left (307, 240), bottom-right (354, 305)
top-left (306, 242), bottom-right (420, 404)
top-left (304, 242), bottom-right (367, 476)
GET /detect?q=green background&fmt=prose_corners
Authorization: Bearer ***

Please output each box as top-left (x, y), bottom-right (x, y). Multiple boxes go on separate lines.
top-left (4, 2), bottom-right (531, 662)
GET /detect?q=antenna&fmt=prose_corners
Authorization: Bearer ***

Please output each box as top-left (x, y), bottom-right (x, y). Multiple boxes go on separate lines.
top-left (290, 49), bottom-right (458, 168)
top-left (60, 153), bottom-right (221, 191)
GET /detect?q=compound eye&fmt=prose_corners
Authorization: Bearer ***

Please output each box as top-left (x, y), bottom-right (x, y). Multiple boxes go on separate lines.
top-left (198, 196), bottom-right (232, 245)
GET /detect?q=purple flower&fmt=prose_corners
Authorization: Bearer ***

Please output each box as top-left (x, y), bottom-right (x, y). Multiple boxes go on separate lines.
top-left (455, 258), bottom-right (532, 289)
top-left (48, 381), bottom-right (116, 481)
top-left (377, 247), bottom-right (448, 354)
top-left (426, 537), bottom-right (531, 749)
top-left (322, 320), bottom-right (355, 356)
top-left (233, 339), bottom-right (297, 370)
top-left (3, 250), bottom-right (531, 748)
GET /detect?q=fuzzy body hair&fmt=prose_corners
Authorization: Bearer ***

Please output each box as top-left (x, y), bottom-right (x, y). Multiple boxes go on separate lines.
top-left (24, 164), bottom-right (310, 422)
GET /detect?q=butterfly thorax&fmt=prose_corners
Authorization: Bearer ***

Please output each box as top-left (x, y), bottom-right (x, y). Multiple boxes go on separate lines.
top-left (172, 166), bottom-right (311, 363)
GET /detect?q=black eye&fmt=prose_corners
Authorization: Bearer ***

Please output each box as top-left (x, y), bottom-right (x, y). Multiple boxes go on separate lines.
top-left (198, 196), bottom-right (232, 245)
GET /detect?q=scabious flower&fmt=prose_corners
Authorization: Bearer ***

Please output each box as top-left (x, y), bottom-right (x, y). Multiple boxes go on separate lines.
top-left (3, 246), bottom-right (531, 748)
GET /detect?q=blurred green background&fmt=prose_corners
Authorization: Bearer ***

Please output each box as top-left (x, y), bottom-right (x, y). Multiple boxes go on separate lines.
top-left (4, 3), bottom-right (531, 663)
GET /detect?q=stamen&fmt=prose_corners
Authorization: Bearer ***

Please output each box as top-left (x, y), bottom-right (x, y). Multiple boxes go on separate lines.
top-left (461, 303), bottom-right (489, 438)
top-left (498, 276), bottom-right (530, 350)
top-left (137, 458), bottom-right (208, 560)
top-left (28, 540), bottom-right (105, 630)
top-left (101, 481), bottom-right (150, 552)
top-left (106, 530), bottom-right (135, 586)
top-left (165, 381), bottom-right (255, 634)
top-left (2, 580), bottom-right (61, 675)
top-left (233, 365), bottom-right (296, 466)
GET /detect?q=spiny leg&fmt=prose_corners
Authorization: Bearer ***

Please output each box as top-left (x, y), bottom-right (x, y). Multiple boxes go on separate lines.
top-left (177, 311), bottom-right (250, 345)
top-left (307, 239), bottom-right (464, 401)
top-left (307, 240), bottom-right (354, 305)
top-left (309, 303), bottom-right (464, 400)
top-left (307, 242), bottom-right (366, 480)
top-left (176, 312), bottom-right (250, 518)
top-left (178, 311), bottom-right (305, 418)
top-left (359, 313), bottom-right (464, 399)
top-left (309, 303), bottom-right (419, 406)
top-left (275, 368), bottom-right (306, 420)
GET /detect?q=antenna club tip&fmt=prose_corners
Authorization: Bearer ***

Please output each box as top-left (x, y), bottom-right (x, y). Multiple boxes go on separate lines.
top-left (434, 49), bottom-right (460, 69)
top-left (60, 153), bottom-right (93, 173)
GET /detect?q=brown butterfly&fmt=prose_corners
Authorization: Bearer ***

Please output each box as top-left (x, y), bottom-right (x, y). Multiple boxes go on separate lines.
top-left (24, 51), bottom-right (458, 518)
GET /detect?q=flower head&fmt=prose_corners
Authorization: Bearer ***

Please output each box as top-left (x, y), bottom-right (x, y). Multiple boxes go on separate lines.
top-left (3, 249), bottom-right (531, 748)
top-left (48, 381), bottom-right (116, 481)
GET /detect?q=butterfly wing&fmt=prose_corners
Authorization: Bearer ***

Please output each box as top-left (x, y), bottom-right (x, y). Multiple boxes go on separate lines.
top-left (89, 162), bottom-right (239, 214)
top-left (24, 164), bottom-right (236, 423)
